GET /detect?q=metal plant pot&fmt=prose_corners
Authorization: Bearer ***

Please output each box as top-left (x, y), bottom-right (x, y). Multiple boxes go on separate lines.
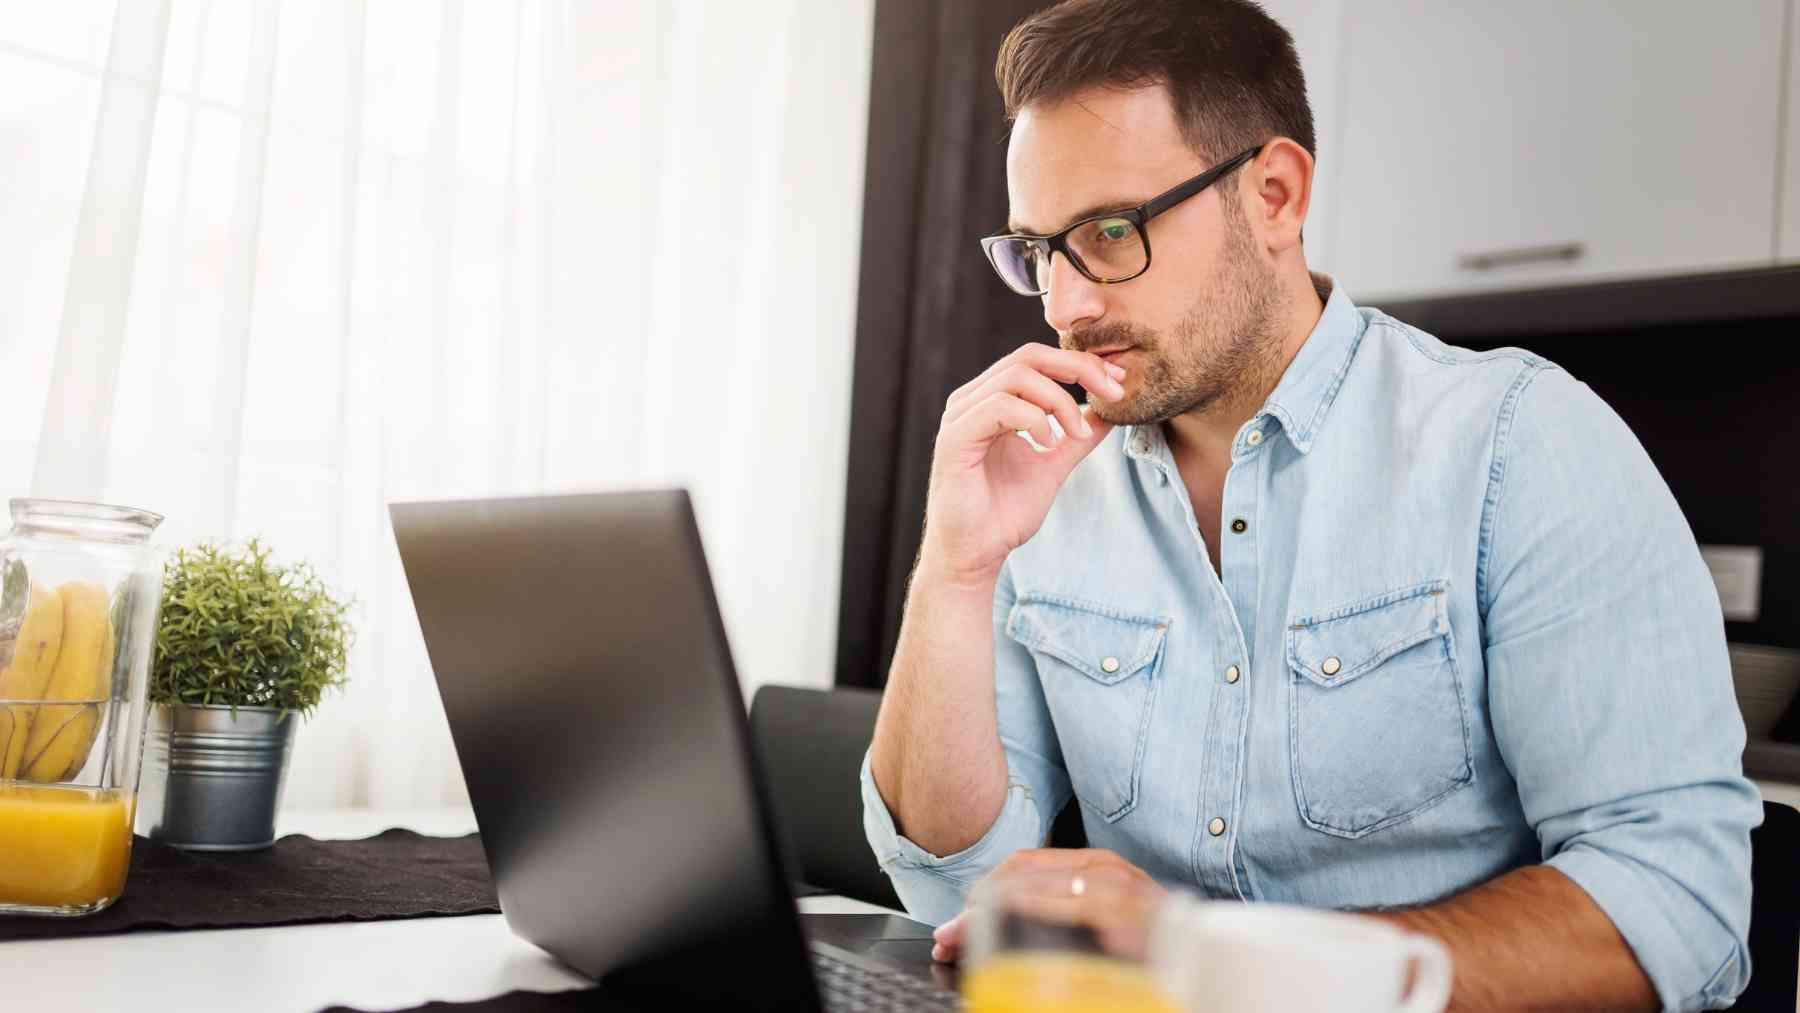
top-left (137, 704), bottom-right (296, 851)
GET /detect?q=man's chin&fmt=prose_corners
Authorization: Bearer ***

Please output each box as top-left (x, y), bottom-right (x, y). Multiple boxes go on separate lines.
top-left (1086, 397), bottom-right (1167, 428)
top-left (1088, 387), bottom-right (1217, 428)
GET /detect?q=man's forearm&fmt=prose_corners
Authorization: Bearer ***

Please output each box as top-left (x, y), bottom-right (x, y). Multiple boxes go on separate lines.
top-left (1366, 865), bottom-right (1656, 1012)
top-left (867, 558), bottom-right (1010, 857)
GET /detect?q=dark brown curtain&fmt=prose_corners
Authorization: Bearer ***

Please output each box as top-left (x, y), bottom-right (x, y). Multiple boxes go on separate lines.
top-left (835, 0), bottom-right (1051, 689)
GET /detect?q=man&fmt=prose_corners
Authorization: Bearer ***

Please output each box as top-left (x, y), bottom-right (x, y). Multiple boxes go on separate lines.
top-left (860, 1), bottom-right (1760, 1010)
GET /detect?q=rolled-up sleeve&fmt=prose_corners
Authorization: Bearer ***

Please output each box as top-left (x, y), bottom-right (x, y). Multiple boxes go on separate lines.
top-left (1481, 366), bottom-right (1761, 1012)
top-left (860, 562), bottom-right (1073, 925)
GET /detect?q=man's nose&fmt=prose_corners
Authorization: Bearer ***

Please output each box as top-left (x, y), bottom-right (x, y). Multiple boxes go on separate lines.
top-left (1042, 252), bottom-right (1105, 335)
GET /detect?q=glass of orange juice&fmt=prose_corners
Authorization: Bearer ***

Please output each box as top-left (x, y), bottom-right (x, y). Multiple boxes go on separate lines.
top-left (960, 869), bottom-right (1180, 1013)
top-left (0, 500), bottom-right (165, 916)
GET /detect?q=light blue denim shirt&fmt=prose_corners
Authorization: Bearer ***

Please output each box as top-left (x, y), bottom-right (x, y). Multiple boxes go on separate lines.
top-left (861, 278), bottom-right (1760, 1011)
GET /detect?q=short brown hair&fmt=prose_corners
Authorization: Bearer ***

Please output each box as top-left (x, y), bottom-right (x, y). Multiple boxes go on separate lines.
top-left (996, 0), bottom-right (1314, 165)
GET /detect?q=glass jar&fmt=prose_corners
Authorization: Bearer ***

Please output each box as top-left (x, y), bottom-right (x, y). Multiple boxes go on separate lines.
top-left (0, 498), bottom-right (164, 916)
top-left (962, 869), bottom-right (1180, 1013)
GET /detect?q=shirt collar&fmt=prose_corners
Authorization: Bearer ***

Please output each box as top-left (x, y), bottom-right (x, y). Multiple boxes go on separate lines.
top-left (1256, 273), bottom-right (1365, 455)
top-left (1121, 272), bottom-right (1364, 462)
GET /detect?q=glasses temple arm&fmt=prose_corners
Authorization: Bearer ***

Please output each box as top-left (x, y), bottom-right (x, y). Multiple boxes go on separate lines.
top-left (1139, 144), bottom-right (1264, 220)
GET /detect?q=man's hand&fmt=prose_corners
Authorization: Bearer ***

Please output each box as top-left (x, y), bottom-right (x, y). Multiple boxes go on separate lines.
top-left (867, 346), bottom-right (1123, 859)
top-left (929, 848), bottom-right (1168, 964)
top-left (921, 344), bottom-right (1124, 586)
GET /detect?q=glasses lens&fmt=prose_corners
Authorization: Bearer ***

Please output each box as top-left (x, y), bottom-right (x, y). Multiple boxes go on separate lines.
top-left (986, 238), bottom-right (1049, 296)
top-left (1066, 217), bottom-right (1146, 282)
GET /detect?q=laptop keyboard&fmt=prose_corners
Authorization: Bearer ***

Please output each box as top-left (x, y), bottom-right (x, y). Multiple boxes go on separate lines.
top-left (812, 947), bottom-right (960, 1011)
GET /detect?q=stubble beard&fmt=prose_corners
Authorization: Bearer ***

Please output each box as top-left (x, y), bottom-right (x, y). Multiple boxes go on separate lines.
top-left (1073, 197), bottom-right (1285, 428)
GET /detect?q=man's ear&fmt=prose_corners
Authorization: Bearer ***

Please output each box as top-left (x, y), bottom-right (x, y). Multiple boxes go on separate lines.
top-left (1246, 136), bottom-right (1314, 255)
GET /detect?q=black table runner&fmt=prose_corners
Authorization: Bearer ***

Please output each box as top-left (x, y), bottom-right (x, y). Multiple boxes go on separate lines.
top-left (0, 829), bottom-right (499, 941)
top-left (323, 989), bottom-right (627, 1013)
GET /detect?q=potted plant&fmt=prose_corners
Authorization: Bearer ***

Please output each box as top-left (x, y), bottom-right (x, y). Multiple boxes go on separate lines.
top-left (137, 539), bottom-right (352, 850)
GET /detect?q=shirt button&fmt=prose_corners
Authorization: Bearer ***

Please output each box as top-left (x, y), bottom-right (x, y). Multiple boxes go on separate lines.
top-left (1321, 656), bottom-right (1342, 676)
top-left (1246, 430), bottom-right (1263, 446)
top-left (1101, 656), bottom-right (1120, 673)
top-left (1224, 665), bottom-right (1240, 684)
top-left (1230, 518), bottom-right (1248, 534)
top-left (1208, 817), bottom-right (1226, 836)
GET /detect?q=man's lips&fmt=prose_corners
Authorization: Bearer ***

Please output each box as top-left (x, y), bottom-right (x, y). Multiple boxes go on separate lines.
top-left (1091, 346), bottom-right (1136, 363)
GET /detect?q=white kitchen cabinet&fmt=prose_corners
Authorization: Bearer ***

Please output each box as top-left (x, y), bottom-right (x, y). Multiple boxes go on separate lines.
top-left (1326, 2), bottom-right (1787, 302)
top-left (1782, 0), bottom-right (1800, 261)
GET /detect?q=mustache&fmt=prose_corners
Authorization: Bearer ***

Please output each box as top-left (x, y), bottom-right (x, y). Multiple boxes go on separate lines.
top-left (1062, 323), bottom-right (1154, 354)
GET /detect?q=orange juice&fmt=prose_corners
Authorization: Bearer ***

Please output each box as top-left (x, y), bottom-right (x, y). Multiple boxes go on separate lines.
top-left (962, 952), bottom-right (1180, 1013)
top-left (0, 784), bottom-right (133, 912)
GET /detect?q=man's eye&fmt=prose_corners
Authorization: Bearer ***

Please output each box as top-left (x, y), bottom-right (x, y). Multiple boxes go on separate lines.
top-left (1096, 219), bottom-right (1133, 242)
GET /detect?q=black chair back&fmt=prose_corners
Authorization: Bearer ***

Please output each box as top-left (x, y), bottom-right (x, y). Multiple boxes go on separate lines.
top-left (748, 684), bottom-right (1092, 912)
top-left (1737, 800), bottom-right (1799, 1011)
top-left (749, 684), bottom-right (903, 910)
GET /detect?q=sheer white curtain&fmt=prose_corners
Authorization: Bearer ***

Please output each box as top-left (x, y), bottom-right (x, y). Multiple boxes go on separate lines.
top-left (0, 0), bottom-right (874, 809)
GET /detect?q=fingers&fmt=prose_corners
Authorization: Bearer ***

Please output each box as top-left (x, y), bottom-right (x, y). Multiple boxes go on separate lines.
top-left (930, 870), bottom-right (1161, 965)
top-left (940, 391), bottom-right (1061, 455)
top-left (930, 850), bottom-right (1155, 964)
top-left (931, 910), bottom-right (967, 963)
top-left (1003, 879), bottom-right (1163, 963)
top-left (945, 363), bottom-right (1092, 443)
top-left (993, 847), bottom-right (1138, 877)
top-left (946, 344), bottom-right (1126, 420)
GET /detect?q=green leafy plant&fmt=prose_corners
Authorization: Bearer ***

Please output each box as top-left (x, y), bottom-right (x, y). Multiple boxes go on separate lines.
top-left (152, 539), bottom-right (353, 716)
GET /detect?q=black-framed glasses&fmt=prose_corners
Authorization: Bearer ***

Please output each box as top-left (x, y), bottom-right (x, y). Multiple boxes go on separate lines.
top-left (979, 144), bottom-right (1264, 297)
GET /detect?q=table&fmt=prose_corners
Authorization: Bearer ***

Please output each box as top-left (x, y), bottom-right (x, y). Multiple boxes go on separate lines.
top-left (0, 806), bottom-right (899, 1012)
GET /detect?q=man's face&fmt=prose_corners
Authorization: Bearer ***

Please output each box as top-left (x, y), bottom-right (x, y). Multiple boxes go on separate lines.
top-left (1006, 85), bottom-right (1279, 426)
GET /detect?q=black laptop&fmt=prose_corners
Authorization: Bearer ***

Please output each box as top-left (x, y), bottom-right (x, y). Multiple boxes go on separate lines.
top-left (391, 490), bottom-right (958, 1011)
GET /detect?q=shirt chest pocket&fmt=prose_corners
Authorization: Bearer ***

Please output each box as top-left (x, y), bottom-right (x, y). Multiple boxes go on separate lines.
top-left (1287, 580), bottom-right (1473, 839)
top-left (1006, 596), bottom-right (1169, 824)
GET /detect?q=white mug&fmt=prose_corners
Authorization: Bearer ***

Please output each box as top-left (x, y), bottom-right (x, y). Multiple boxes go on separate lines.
top-left (1148, 897), bottom-right (1453, 1013)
